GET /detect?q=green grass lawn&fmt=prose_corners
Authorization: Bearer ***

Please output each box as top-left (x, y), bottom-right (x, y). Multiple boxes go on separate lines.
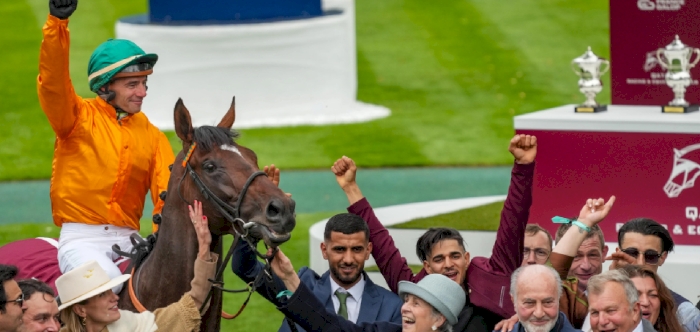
top-left (393, 201), bottom-right (504, 230)
top-left (0, 0), bottom-right (609, 180)
top-left (0, 211), bottom-right (340, 331)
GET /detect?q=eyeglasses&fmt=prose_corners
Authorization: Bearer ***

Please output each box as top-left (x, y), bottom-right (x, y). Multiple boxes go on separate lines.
top-left (523, 248), bottom-right (550, 259)
top-left (6, 292), bottom-right (24, 307)
top-left (620, 247), bottom-right (663, 265)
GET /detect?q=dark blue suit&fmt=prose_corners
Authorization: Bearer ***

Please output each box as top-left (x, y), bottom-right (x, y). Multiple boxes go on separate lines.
top-left (230, 240), bottom-right (403, 332)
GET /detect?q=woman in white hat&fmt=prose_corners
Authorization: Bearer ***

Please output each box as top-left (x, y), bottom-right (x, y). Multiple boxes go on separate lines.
top-left (269, 249), bottom-right (466, 332)
top-left (55, 200), bottom-right (218, 332)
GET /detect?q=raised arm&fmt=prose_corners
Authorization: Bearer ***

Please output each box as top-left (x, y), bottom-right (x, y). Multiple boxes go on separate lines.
top-left (486, 135), bottom-right (537, 274)
top-left (553, 197), bottom-right (615, 258)
top-left (38, 0), bottom-right (84, 139)
top-left (333, 157), bottom-right (422, 294)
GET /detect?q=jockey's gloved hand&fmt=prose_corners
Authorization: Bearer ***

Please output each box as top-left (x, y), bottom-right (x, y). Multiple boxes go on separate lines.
top-left (49, 0), bottom-right (78, 20)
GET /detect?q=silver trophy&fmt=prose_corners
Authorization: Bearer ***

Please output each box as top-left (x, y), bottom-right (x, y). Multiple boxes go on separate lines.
top-left (656, 35), bottom-right (700, 113)
top-left (571, 47), bottom-right (609, 113)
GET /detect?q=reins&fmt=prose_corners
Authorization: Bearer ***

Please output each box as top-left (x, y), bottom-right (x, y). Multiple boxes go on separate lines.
top-left (125, 141), bottom-right (276, 321)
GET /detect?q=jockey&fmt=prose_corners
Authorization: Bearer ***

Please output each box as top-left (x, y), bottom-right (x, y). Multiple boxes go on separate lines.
top-left (38, 0), bottom-right (174, 293)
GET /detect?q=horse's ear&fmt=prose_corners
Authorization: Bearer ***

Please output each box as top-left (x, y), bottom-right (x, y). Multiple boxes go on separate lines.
top-left (217, 96), bottom-right (236, 129)
top-left (174, 98), bottom-right (194, 145)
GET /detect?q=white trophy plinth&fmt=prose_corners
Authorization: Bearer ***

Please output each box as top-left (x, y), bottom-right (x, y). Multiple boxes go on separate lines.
top-left (115, 0), bottom-right (389, 129)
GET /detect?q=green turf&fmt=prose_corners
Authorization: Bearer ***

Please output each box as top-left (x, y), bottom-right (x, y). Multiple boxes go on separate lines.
top-left (365, 264), bottom-right (424, 274)
top-left (392, 201), bottom-right (504, 230)
top-left (0, 211), bottom-right (340, 331)
top-left (1, 0), bottom-right (609, 180)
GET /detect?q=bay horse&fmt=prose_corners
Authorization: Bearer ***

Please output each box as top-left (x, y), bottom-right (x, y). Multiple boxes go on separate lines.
top-left (0, 97), bottom-right (296, 332)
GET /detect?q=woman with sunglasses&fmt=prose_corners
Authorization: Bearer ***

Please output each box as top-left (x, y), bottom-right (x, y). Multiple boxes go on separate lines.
top-left (55, 201), bottom-right (217, 332)
top-left (619, 265), bottom-right (683, 332)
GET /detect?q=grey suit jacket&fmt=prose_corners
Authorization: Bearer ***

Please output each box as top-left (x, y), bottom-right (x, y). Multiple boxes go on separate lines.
top-left (641, 318), bottom-right (657, 332)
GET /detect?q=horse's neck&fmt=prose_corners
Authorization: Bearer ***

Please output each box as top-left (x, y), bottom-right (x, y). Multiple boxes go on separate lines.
top-left (137, 211), bottom-right (203, 305)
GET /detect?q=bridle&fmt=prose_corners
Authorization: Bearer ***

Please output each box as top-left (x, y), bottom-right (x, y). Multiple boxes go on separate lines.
top-left (127, 142), bottom-right (280, 320)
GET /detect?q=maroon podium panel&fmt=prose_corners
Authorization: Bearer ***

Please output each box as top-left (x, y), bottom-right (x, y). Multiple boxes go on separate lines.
top-left (610, 1), bottom-right (700, 105)
top-left (515, 128), bottom-right (700, 246)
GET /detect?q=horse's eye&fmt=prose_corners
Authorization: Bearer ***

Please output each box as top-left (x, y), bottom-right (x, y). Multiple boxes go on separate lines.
top-left (203, 163), bottom-right (217, 173)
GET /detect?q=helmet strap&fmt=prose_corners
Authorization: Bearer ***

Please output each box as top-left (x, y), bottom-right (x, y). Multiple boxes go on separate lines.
top-left (98, 85), bottom-right (128, 120)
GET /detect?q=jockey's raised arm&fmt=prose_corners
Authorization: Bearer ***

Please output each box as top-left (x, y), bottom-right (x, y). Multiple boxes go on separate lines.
top-left (36, 0), bottom-right (174, 295)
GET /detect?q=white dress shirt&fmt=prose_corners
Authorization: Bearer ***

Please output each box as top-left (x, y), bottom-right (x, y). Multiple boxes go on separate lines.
top-left (329, 274), bottom-right (366, 323)
top-left (581, 314), bottom-right (645, 332)
top-left (632, 320), bottom-right (644, 332)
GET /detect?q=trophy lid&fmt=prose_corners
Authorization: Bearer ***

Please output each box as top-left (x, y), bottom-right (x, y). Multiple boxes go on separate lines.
top-left (664, 35), bottom-right (688, 50)
top-left (573, 46), bottom-right (603, 64)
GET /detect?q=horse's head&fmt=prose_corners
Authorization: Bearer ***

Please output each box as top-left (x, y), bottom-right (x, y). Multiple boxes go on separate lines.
top-left (172, 97), bottom-right (296, 247)
top-left (663, 144), bottom-right (700, 198)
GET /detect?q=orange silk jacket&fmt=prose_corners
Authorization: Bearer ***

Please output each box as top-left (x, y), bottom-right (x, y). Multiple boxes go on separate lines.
top-left (37, 15), bottom-right (174, 230)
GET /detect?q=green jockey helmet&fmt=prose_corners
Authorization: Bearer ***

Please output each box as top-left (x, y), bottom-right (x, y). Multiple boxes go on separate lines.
top-left (87, 39), bottom-right (158, 93)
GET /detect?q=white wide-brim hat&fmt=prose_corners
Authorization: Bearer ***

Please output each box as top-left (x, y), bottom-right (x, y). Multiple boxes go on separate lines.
top-left (56, 260), bottom-right (131, 311)
top-left (398, 274), bottom-right (466, 325)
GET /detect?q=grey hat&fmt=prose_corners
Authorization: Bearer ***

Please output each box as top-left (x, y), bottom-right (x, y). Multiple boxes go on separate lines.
top-left (398, 274), bottom-right (465, 325)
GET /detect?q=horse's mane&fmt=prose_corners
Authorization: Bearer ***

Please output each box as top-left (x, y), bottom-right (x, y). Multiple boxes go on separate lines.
top-left (193, 126), bottom-right (240, 152)
top-left (116, 127), bottom-right (240, 274)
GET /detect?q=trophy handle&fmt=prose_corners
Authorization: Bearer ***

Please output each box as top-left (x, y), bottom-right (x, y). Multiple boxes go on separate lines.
top-left (571, 61), bottom-right (582, 76)
top-left (689, 48), bottom-right (700, 68)
top-left (599, 59), bottom-right (610, 76)
top-left (656, 49), bottom-right (668, 69)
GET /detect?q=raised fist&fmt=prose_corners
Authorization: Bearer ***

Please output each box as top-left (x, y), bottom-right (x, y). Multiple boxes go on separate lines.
top-left (508, 134), bottom-right (537, 165)
top-left (331, 156), bottom-right (357, 190)
top-left (49, 0), bottom-right (78, 20)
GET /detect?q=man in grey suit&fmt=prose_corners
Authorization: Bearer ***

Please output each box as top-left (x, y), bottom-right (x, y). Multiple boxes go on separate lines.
top-left (231, 212), bottom-right (402, 331)
top-left (587, 270), bottom-right (657, 332)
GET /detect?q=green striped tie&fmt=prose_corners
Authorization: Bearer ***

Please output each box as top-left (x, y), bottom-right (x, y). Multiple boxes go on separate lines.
top-left (335, 290), bottom-right (350, 320)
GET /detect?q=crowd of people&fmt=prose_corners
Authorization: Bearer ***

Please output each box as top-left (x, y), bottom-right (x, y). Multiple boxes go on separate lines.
top-left (3, 133), bottom-right (699, 332)
top-left (1, 0), bottom-right (699, 331)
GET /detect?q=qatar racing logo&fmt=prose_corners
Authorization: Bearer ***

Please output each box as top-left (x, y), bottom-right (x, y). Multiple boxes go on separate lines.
top-left (644, 51), bottom-right (661, 72)
top-left (664, 143), bottom-right (700, 198)
top-left (638, 0), bottom-right (655, 10)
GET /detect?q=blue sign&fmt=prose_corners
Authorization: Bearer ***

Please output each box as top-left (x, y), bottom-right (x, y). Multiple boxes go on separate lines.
top-left (149, 0), bottom-right (323, 23)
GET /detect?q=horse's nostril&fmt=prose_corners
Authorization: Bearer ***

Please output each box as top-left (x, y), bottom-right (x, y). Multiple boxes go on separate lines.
top-left (266, 199), bottom-right (283, 219)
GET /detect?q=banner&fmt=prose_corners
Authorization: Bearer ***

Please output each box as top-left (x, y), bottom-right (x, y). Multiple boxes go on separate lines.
top-left (610, 0), bottom-right (700, 105)
top-left (517, 129), bottom-right (700, 246)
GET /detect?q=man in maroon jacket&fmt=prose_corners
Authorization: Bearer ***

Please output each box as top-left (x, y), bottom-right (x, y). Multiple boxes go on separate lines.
top-left (331, 134), bottom-right (537, 331)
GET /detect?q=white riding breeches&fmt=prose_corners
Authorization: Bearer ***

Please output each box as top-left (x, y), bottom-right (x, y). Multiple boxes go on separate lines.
top-left (58, 223), bottom-right (140, 294)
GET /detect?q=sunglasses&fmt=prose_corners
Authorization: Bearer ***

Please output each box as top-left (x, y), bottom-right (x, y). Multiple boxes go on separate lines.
top-left (620, 247), bottom-right (663, 265)
top-left (7, 292), bottom-right (24, 307)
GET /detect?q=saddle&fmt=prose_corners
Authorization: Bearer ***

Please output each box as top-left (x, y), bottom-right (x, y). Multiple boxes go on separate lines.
top-left (0, 237), bottom-right (134, 295)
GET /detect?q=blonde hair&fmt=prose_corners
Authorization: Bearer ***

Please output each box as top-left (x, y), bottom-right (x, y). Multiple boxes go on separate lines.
top-left (60, 305), bottom-right (86, 332)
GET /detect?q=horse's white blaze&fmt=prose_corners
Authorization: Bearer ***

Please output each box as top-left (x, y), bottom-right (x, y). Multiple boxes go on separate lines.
top-left (221, 144), bottom-right (243, 157)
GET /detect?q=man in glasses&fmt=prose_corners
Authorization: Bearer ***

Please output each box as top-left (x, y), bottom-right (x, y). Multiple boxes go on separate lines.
top-left (16, 280), bottom-right (59, 332)
top-left (521, 224), bottom-right (553, 266)
top-left (0, 265), bottom-right (26, 332)
top-left (612, 218), bottom-right (700, 332)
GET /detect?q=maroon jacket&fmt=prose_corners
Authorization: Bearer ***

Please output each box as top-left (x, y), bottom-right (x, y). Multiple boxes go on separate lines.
top-left (347, 162), bottom-right (534, 322)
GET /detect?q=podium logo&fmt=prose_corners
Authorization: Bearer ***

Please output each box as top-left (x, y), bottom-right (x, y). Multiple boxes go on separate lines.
top-left (664, 143), bottom-right (700, 198)
top-left (644, 51), bottom-right (661, 72)
top-left (638, 0), bottom-right (685, 11)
